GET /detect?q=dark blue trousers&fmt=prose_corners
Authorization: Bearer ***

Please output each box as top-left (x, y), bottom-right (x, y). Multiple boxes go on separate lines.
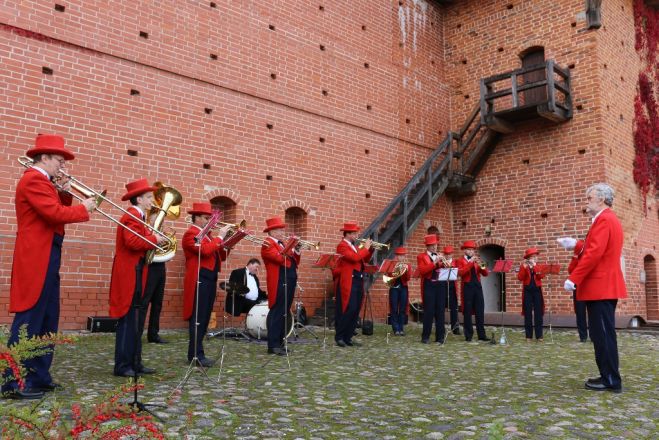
top-left (140, 262), bottom-right (166, 341)
top-left (586, 299), bottom-right (621, 389)
top-left (523, 287), bottom-right (544, 339)
top-left (335, 270), bottom-right (363, 343)
top-left (463, 282), bottom-right (486, 340)
top-left (388, 285), bottom-right (408, 333)
top-left (2, 235), bottom-right (63, 392)
top-left (266, 265), bottom-right (297, 349)
top-left (441, 281), bottom-right (459, 332)
top-left (188, 268), bottom-right (217, 361)
top-left (422, 280), bottom-right (445, 342)
top-left (573, 290), bottom-right (588, 341)
top-left (114, 261), bottom-right (145, 375)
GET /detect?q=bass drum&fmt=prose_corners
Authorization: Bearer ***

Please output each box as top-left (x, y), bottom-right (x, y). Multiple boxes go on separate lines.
top-left (245, 302), bottom-right (294, 340)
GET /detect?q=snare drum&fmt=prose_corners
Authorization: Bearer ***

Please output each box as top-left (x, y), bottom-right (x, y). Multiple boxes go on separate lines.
top-left (245, 302), bottom-right (294, 339)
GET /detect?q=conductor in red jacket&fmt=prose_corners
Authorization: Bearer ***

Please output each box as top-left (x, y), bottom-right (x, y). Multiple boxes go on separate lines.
top-left (182, 202), bottom-right (230, 367)
top-left (109, 179), bottom-right (167, 377)
top-left (568, 240), bottom-right (589, 342)
top-left (2, 134), bottom-right (96, 400)
top-left (334, 222), bottom-right (374, 347)
top-left (517, 248), bottom-right (545, 342)
top-left (455, 241), bottom-right (490, 342)
top-left (563, 183), bottom-right (627, 393)
top-left (261, 217), bottom-right (301, 355)
top-left (417, 235), bottom-right (446, 344)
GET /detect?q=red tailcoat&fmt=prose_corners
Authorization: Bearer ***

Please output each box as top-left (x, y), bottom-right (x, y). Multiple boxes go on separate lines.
top-left (261, 237), bottom-right (301, 308)
top-left (517, 264), bottom-right (545, 316)
top-left (569, 208), bottom-right (627, 301)
top-left (416, 252), bottom-right (439, 305)
top-left (182, 225), bottom-right (227, 320)
top-left (108, 207), bottom-right (158, 318)
top-left (455, 256), bottom-right (489, 313)
top-left (10, 168), bottom-right (89, 312)
top-left (334, 240), bottom-right (374, 313)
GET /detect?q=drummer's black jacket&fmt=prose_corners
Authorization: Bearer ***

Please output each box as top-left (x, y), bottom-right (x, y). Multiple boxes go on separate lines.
top-left (224, 268), bottom-right (267, 316)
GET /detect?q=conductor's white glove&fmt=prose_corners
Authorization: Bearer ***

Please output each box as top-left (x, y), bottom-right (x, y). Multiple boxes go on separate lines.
top-left (563, 279), bottom-right (576, 291)
top-left (557, 237), bottom-right (577, 250)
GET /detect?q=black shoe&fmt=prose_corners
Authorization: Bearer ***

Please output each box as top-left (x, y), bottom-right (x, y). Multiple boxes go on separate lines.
top-left (137, 366), bottom-right (156, 375)
top-left (36, 382), bottom-right (62, 392)
top-left (345, 340), bottom-right (362, 347)
top-left (580, 338), bottom-right (588, 343)
top-left (452, 329), bottom-right (461, 335)
top-left (267, 348), bottom-right (288, 356)
top-left (478, 337), bottom-right (491, 342)
top-left (113, 369), bottom-right (136, 378)
top-left (196, 358), bottom-right (215, 367)
top-left (436, 341), bottom-right (444, 345)
top-left (148, 336), bottom-right (167, 344)
top-left (584, 381), bottom-right (622, 393)
top-left (4, 389), bottom-right (45, 400)
top-left (587, 376), bottom-right (603, 384)
top-left (465, 338), bottom-right (472, 342)
top-left (353, 331), bottom-right (358, 336)
top-left (421, 339), bottom-right (429, 344)
top-left (335, 340), bottom-right (347, 348)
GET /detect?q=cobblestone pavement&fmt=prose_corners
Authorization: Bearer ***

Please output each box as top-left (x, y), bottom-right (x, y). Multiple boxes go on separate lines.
top-left (5, 324), bottom-right (659, 439)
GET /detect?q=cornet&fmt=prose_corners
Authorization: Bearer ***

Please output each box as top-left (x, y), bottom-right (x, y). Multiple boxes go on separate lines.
top-left (357, 238), bottom-right (390, 251)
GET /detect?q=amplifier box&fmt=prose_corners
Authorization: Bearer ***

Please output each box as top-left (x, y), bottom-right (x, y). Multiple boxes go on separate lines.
top-left (87, 316), bottom-right (118, 333)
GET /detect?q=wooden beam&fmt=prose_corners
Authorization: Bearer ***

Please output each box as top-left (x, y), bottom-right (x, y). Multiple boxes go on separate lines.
top-left (484, 115), bottom-right (514, 134)
top-left (586, 0), bottom-right (602, 29)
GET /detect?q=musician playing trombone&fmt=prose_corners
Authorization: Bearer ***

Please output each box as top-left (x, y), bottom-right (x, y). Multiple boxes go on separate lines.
top-left (2, 134), bottom-right (97, 400)
top-left (455, 240), bottom-right (490, 342)
top-left (109, 179), bottom-right (168, 377)
top-left (334, 222), bottom-right (374, 348)
top-left (387, 247), bottom-right (411, 336)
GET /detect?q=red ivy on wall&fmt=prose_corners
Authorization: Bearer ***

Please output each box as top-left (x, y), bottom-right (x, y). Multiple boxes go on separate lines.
top-left (633, 1), bottom-right (659, 205)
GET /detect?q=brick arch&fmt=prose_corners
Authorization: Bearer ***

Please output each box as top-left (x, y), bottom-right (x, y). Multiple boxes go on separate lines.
top-left (476, 237), bottom-right (508, 248)
top-left (202, 187), bottom-right (240, 205)
top-left (279, 198), bottom-right (311, 214)
top-left (423, 219), bottom-right (443, 234)
top-left (517, 42), bottom-right (548, 60)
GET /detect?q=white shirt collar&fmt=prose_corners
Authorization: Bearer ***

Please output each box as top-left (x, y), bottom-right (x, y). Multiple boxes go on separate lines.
top-left (343, 238), bottom-right (357, 252)
top-left (132, 205), bottom-right (145, 218)
top-left (591, 207), bottom-right (607, 224)
top-left (32, 165), bottom-right (50, 179)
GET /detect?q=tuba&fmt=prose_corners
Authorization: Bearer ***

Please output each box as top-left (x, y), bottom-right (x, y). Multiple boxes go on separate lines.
top-left (145, 182), bottom-right (182, 264)
top-left (383, 262), bottom-right (408, 287)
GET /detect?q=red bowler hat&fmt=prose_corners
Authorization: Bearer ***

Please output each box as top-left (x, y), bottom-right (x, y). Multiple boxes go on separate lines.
top-left (394, 247), bottom-right (406, 255)
top-left (26, 134), bottom-right (75, 161)
top-left (442, 246), bottom-right (454, 254)
top-left (121, 178), bottom-right (157, 201)
top-left (187, 202), bottom-right (213, 216)
top-left (524, 247), bottom-right (540, 259)
top-left (574, 239), bottom-right (585, 255)
top-left (461, 240), bottom-right (477, 250)
top-left (263, 217), bottom-right (286, 232)
top-left (424, 234), bottom-right (438, 246)
top-left (340, 222), bottom-right (360, 232)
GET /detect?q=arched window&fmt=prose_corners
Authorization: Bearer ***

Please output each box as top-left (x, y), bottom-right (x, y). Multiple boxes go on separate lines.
top-left (285, 207), bottom-right (307, 238)
top-left (210, 196), bottom-right (237, 225)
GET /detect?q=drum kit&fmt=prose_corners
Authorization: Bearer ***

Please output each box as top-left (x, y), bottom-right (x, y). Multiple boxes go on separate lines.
top-left (244, 299), bottom-right (316, 340)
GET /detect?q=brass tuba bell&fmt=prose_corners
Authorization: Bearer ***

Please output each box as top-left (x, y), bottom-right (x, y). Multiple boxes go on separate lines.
top-left (145, 182), bottom-right (182, 264)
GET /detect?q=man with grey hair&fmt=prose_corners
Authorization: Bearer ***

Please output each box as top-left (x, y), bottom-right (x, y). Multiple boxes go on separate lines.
top-left (563, 183), bottom-right (627, 393)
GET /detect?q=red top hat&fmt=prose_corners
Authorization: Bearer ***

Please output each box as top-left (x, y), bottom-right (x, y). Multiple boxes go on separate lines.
top-left (26, 134), bottom-right (75, 161)
top-left (187, 202), bottom-right (213, 216)
top-left (340, 222), bottom-right (360, 232)
top-left (424, 235), bottom-right (438, 246)
top-left (263, 217), bottom-right (286, 232)
top-left (121, 178), bottom-right (157, 201)
top-left (574, 239), bottom-right (585, 255)
top-left (394, 247), bottom-right (406, 255)
top-left (442, 246), bottom-right (454, 254)
top-left (524, 247), bottom-right (540, 259)
top-left (461, 240), bottom-right (477, 250)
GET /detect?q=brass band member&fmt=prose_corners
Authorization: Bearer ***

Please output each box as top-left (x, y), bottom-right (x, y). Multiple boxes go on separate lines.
top-left (440, 246), bottom-right (460, 335)
top-left (517, 248), bottom-right (545, 342)
top-left (455, 241), bottom-right (490, 342)
top-left (387, 247), bottom-right (411, 336)
top-left (417, 234), bottom-right (446, 344)
top-left (2, 135), bottom-right (96, 400)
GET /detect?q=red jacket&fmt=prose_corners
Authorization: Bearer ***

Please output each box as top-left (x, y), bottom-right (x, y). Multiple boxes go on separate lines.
top-left (455, 256), bottom-right (488, 313)
top-left (416, 252), bottom-right (440, 305)
top-left (261, 237), bottom-right (301, 308)
top-left (181, 225), bottom-right (227, 320)
top-left (10, 168), bottom-right (89, 312)
top-left (569, 208), bottom-right (627, 301)
top-left (108, 207), bottom-right (158, 318)
top-left (517, 264), bottom-right (545, 316)
top-left (335, 239), bottom-right (374, 313)
top-left (387, 263), bottom-right (412, 287)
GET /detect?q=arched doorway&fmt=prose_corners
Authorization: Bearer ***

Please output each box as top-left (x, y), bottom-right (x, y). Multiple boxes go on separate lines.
top-left (479, 244), bottom-right (505, 312)
top-left (519, 46), bottom-right (547, 105)
top-left (644, 255), bottom-right (658, 320)
top-left (285, 207), bottom-right (308, 238)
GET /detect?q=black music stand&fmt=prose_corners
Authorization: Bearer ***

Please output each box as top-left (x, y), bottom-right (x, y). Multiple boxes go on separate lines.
top-left (493, 259), bottom-right (514, 345)
top-left (438, 267), bottom-right (459, 344)
top-left (536, 263), bottom-right (561, 343)
top-left (313, 254), bottom-right (339, 350)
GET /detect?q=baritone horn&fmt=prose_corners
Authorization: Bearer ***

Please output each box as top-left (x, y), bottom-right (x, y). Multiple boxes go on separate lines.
top-left (16, 156), bottom-right (172, 253)
top-left (357, 238), bottom-right (390, 251)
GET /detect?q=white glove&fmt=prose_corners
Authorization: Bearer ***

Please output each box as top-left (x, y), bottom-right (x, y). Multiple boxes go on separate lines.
top-left (563, 279), bottom-right (576, 291)
top-left (557, 237), bottom-right (577, 250)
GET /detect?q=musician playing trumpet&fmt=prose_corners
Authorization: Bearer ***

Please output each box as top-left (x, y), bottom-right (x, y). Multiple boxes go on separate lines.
top-left (387, 247), bottom-right (411, 336)
top-left (417, 235), bottom-right (447, 344)
top-left (516, 248), bottom-right (546, 342)
top-left (439, 246), bottom-right (461, 335)
top-left (455, 241), bottom-right (490, 342)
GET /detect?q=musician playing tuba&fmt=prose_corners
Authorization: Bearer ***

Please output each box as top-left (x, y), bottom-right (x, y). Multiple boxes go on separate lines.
top-left (386, 247), bottom-right (411, 336)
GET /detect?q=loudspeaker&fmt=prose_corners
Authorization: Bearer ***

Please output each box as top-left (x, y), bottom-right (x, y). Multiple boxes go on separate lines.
top-left (87, 316), bottom-right (118, 333)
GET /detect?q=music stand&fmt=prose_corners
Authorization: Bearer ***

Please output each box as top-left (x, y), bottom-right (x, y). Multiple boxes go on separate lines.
top-left (438, 267), bottom-right (459, 344)
top-left (291, 282), bottom-right (319, 339)
top-left (313, 254), bottom-right (340, 350)
top-left (536, 263), bottom-right (561, 343)
top-left (493, 259), bottom-right (514, 345)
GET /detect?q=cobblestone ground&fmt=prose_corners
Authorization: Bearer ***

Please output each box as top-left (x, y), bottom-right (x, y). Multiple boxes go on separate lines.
top-left (4, 324), bottom-right (659, 439)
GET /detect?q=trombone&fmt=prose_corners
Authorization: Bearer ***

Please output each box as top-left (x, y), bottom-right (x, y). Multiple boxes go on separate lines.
top-left (18, 155), bottom-right (173, 253)
top-left (357, 238), bottom-right (390, 251)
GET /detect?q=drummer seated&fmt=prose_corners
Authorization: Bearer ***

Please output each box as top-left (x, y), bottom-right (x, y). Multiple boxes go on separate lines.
top-left (225, 258), bottom-right (267, 316)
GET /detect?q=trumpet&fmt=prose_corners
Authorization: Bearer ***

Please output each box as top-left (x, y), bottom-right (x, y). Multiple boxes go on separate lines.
top-left (473, 255), bottom-right (487, 270)
top-left (216, 219), bottom-right (247, 231)
top-left (243, 234), bottom-right (269, 247)
top-left (357, 238), bottom-right (390, 251)
top-left (297, 239), bottom-right (321, 250)
top-left (18, 155), bottom-right (173, 253)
